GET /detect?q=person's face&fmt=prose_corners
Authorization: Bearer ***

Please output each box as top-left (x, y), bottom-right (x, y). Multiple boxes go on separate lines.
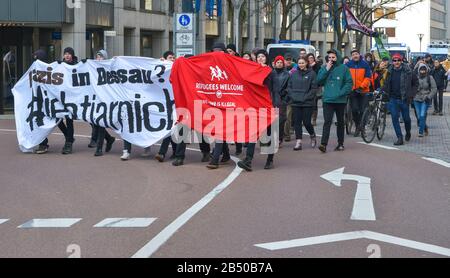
top-left (366, 56), bottom-right (372, 62)
top-left (257, 54), bottom-right (267, 65)
top-left (300, 51), bottom-right (307, 58)
top-left (343, 58), bottom-right (350, 64)
top-left (64, 53), bottom-right (73, 62)
top-left (251, 53), bottom-right (257, 62)
top-left (419, 68), bottom-right (427, 75)
top-left (351, 52), bottom-right (360, 61)
top-left (227, 49), bottom-right (236, 55)
top-left (379, 61), bottom-right (387, 69)
top-left (434, 60), bottom-right (440, 68)
top-left (96, 54), bottom-right (104, 61)
top-left (275, 60), bottom-right (284, 69)
top-left (328, 53), bottom-right (337, 63)
top-left (298, 59), bottom-right (307, 69)
top-left (425, 56), bottom-right (431, 61)
top-left (166, 54), bottom-right (175, 62)
top-left (392, 57), bottom-right (402, 68)
top-left (285, 59), bottom-right (293, 67)
top-left (308, 56), bottom-right (315, 65)
top-left (242, 54), bottom-right (251, 60)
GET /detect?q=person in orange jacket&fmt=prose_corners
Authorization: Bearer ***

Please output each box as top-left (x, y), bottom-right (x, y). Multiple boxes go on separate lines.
top-left (346, 49), bottom-right (373, 137)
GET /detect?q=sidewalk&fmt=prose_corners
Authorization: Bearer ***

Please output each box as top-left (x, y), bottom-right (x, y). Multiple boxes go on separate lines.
top-left (315, 95), bottom-right (450, 162)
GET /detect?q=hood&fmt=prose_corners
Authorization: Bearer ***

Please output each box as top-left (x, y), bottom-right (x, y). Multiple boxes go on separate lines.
top-left (417, 63), bottom-right (430, 75)
top-left (327, 49), bottom-right (343, 66)
top-left (96, 49), bottom-right (108, 59)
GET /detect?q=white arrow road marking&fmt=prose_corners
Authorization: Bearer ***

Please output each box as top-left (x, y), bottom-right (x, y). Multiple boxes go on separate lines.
top-left (321, 167), bottom-right (375, 221)
top-left (18, 218), bottom-right (82, 228)
top-left (422, 157), bottom-right (450, 168)
top-left (0, 219), bottom-right (9, 225)
top-left (94, 218), bottom-right (157, 228)
top-left (357, 142), bottom-right (399, 150)
top-left (255, 231), bottom-right (450, 257)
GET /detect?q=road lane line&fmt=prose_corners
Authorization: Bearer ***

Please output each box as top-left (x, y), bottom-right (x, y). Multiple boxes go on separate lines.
top-left (357, 142), bottom-right (399, 150)
top-left (94, 218), bottom-right (157, 228)
top-left (132, 157), bottom-right (243, 258)
top-left (18, 218), bottom-right (82, 228)
top-left (422, 157), bottom-right (450, 168)
top-left (0, 219), bottom-right (9, 225)
top-left (255, 230), bottom-right (450, 257)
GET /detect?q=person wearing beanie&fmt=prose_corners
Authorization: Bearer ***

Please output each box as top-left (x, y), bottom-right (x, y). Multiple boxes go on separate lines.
top-left (212, 42), bottom-right (226, 52)
top-left (226, 43), bottom-right (239, 56)
top-left (58, 47), bottom-right (78, 154)
top-left (270, 55), bottom-right (289, 148)
top-left (382, 53), bottom-right (413, 146)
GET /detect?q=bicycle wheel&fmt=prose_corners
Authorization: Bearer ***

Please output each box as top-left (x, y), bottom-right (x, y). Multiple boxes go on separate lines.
top-left (345, 102), bottom-right (354, 135)
top-left (361, 107), bottom-right (377, 143)
top-left (377, 107), bottom-right (387, 140)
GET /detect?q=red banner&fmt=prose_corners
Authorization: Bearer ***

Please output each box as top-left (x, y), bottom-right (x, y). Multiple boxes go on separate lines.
top-left (170, 52), bottom-right (275, 142)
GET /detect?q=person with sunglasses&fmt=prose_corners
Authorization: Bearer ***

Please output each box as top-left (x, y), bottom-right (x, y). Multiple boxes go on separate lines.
top-left (382, 53), bottom-right (414, 146)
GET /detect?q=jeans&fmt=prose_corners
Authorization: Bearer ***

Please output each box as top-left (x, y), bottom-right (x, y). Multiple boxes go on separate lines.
top-left (388, 98), bottom-right (411, 139)
top-left (211, 142), bottom-right (230, 164)
top-left (433, 88), bottom-right (444, 113)
top-left (350, 92), bottom-right (369, 129)
top-left (284, 104), bottom-right (293, 138)
top-left (292, 106), bottom-right (315, 140)
top-left (413, 101), bottom-right (429, 135)
top-left (321, 103), bottom-right (346, 146)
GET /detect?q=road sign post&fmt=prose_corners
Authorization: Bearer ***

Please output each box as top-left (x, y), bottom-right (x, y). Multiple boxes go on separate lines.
top-left (174, 13), bottom-right (196, 58)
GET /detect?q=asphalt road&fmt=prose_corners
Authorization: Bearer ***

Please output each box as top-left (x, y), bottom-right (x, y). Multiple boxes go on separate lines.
top-left (0, 120), bottom-right (449, 258)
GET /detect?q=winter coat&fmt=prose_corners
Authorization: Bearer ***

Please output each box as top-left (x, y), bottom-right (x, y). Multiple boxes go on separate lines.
top-left (317, 49), bottom-right (353, 104)
top-left (287, 67), bottom-right (318, 107)
top-left (382, 63), bottom-right (413, 102)
top-left (431, 65), bottom-right (447, 90)
top-left (269, 68), bottom-right (290, 108)
top-left (413, 64), bottom-right (438, 103)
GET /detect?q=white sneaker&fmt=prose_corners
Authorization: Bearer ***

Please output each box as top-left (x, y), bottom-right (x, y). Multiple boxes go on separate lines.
top-left (141, 147), bottom-right (151, 157)
top-left (121, 150), bottom-right (130, 161)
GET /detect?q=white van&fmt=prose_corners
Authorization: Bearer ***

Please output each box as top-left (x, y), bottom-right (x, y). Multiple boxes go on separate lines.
top-left (267, 42), bottom-right (316, 64)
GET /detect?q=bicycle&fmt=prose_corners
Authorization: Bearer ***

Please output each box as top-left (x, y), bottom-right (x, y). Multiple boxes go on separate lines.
top-left (361, 90), bottom-right (388, 143)
top-left (344, 96), bottom-right (355, 135)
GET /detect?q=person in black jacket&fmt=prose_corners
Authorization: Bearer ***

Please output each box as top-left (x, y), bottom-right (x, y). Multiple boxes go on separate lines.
top-left (287, 57), bottom-right (318, 151)
top-left (306, 53), bottom-right (321, 126)
top-left (59, 47), bottom-right (78, 154)
top-left (431, 60), bottom-right (446, 115)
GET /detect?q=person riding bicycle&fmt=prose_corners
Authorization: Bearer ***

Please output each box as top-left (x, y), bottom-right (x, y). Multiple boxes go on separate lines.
top-left (346, 49), bottom-right (373, 137)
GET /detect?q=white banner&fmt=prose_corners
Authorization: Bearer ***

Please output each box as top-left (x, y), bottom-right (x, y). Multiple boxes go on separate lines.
top-left (12, 56), bottom-right (176, 152)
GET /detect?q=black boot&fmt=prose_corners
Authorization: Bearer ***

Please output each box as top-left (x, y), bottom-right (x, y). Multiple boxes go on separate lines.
top-left (62, 142), bottom-right (73, 155)
top-left (201, 152), bottom-right (210, 163)
top-left (237, 158), bottom-right (252, 172)
top-left (264, 159), bottom-right (274, 170)
top-left (172, 158), bottom-right (184, 166)
top-left (105, 137), bottom-right (116, 153)
top-left (94, 148), bottom-right (103, 157)
top-left (394, 138), bottom-right (404, 146)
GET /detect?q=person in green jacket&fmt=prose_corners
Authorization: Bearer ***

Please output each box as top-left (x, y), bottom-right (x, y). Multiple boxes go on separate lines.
top-left (316, 49), bottom-right (353, 153)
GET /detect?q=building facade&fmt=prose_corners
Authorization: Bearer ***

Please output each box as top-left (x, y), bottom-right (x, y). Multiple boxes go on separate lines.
top-left (0, 0), bottom-right (355, 114)
top-left (372, 0), bottom-right (449, 52)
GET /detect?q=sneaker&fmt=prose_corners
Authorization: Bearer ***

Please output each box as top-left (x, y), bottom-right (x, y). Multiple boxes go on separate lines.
top-left (310, 135), bottom-right (317, 148)
top-left (155, 154), bottom-right (165, 162)
top-left (264, 160), bottom-right (274, 170)
top-left (394, 138), bottom-right (404, 146)
top-left (88, 139), bottom-right (97, 148)
top-left (220, 156), bottom-right (231, 164)
top-left (237, 159), bottom-right (252, 172)
top-left (94, 149), bottom-right (103, 157)
top-left (293, 140), bottom-right (302, 151)
top-left (319, 144), bottom-right (327, 153)
top-left (334, 144), bottom-right (345, 151)
top-left (105, 137), bottom-right (115, 153)
top-left (121, 150), bottom-right (130, 161)
top-left (439, 112), bottom-right (444, 116)
top-left (172, 158), bottom-right (184, 166)
top-left (418, 133), bottom-right (424, 138)
top-left (35, 145), bottom-right (49, 154)
top-left (62, 142), bottom-right (73, 155)
top-left (405, 133), bottom-right (411, 142)
top-left (432, 111), bottom-right (438, 115)
top-left (201, 152), bottom-right (210, 163)
top-left (141, 147), bottom-right (151, 157)
top-left (206, 162), bottom-right (219, 169)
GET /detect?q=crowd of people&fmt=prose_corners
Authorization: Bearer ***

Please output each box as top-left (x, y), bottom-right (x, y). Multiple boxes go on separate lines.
top-left (29, 42), bottom-right (447, 172)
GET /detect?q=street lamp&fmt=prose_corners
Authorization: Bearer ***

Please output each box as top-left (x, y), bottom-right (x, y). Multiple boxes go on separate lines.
top-left (418, 33), bottom-right (424, 52)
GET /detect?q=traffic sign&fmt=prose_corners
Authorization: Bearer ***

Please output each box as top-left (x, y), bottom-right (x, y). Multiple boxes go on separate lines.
top-left (176, 14), bottom-right (193, 31)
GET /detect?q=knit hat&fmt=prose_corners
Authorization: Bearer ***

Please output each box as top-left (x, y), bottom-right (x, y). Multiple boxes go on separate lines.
top-left (226, 43), bottom-right (237, 53)
top-left (212, 42), bottom-right (226, 52)
top-left (274, 55), bottom-right (285, 65)
top-left (63, 47), bottom-right (75, 57)
top-left (391, 53), bottom-right (403, 60)
top-left (96, 49), bottom-right (108, 59)
top-left (255, 49), bottom-right (269, 63)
